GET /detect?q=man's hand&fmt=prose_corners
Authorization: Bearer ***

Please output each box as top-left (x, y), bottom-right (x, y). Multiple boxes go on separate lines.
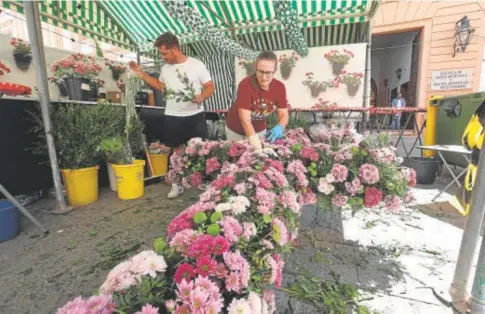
top-left (267, 125), bottom-right (284, 143)
top-left (129, 61), bottom-right (143, 77)
top-left (193, 94), bottom-right (205, 104)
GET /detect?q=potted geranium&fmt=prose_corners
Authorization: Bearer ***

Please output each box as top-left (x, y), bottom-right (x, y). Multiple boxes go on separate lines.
top-left (302, 72), bottom-right (330, 97)
top-left (89, 78), bottom-right (105, 100)
top-left (48, 76), bottom-right (68, 97)
top-left (105, 59), bottom-right (127, 80)
top-left (10, 38), bottom-right (32, 71)
top-left (238, 58), bottom-right (256, 76)
top-left (116, 79), bottom-right (125, 93)
top-left (51, 53), bottom-right (102, 101)
top-left (339, 71), bottom-right (363, 96)
top-left (324, 49), bottom-right (354, 75)
top-left (279, 52), bottom-right (299, 80)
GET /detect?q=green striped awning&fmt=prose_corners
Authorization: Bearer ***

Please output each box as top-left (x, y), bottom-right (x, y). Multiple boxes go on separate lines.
top-left (1, 1), bottom-right (376, 53)
top-left (2, 0), bottom-right (135, 49)
top-left (100, 0), bottom-right (373, 51)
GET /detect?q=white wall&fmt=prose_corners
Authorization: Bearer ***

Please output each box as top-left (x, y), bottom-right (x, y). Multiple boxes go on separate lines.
top-left (371, 45), bottom-right (412, 93)
top-left (0, 33), bottom-right (128, 100)
top-left (234, 43), bottom-right (367, 109)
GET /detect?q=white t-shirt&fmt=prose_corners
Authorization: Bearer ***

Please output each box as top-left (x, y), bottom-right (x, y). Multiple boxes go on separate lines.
top-left (159, 57), bottom-right (212, 117)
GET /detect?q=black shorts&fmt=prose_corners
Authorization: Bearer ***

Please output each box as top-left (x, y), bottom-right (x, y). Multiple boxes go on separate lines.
top-left (162, 112), bottom-right (208, 147)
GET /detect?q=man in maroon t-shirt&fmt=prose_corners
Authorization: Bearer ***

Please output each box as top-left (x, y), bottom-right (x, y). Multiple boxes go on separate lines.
top-left (225, 51), bottom-right (289, 150)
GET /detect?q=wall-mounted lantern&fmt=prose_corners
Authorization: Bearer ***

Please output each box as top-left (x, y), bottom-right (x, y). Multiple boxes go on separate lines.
top-left (396, 68), bottom-right (402, 80)
top-left (454, 16), bottom-right (475, 57)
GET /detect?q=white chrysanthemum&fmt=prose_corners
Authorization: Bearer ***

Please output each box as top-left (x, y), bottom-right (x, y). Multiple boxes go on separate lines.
top-left (227, 298), bottom-right (252, 314)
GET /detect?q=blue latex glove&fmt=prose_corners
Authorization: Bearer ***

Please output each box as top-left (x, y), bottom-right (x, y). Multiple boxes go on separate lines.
top-left (267, 125), bottom-right (284, 143)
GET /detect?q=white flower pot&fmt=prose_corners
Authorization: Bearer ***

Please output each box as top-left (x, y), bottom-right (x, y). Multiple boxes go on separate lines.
top-left (107, 163), bottom-right (117, 192)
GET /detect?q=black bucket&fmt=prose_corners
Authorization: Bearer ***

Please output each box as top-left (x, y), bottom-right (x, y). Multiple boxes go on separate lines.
top-left (64, 77), bottom-right (89, 101)
top-left (403, 157), bottom-right (441, 185)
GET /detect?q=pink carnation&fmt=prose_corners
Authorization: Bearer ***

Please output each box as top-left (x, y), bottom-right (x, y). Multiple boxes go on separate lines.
top-left (363, 187), bottom-right (383, 208)
top-left (277, 190), bottom-right (301, 213)
top-left (331, 193), bottom-right (348, 208)
top-left (56, 295), bottom-right (116, 314)
top-left (300, 147), bottom-right (319, 161)
top-left (331, 164), bottom-right (349, 182)
top-left (228, 142), bottom-right (249, 158)
top-left (189, 172), bottom-right (203, 186)
top-left (220, 216), bottom-right (243, 242)
top-left (345, 178), bottom-right (362, 196)
top-left (255, 187), bottom-right (276, 215)
top-left (196, 255), bottom-right (217, 277)
top-left (272, 254), bottom-right (284, 288)
top-left (359, 163), bottom-right (380, 185)
top-left (298, 189), bottom-right (317, 205)
top-left (134, 304), bottom-right (160, 314)
top-left (205, 157), bottom-right (221, 175)
top-left (234, 183), bottom-right (247, 195)
top-left (242, 222), bottom-right (257, 241)
top-left (174, 263), bottom-right (196, 284)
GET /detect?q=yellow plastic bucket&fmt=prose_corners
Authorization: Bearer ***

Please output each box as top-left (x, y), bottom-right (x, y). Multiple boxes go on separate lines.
top-left (61, 166), bottom-right (99, 206)
top-left (149, 153), bottom-right (169, 176)
top-left (112, 160), bottom-right (146, 200)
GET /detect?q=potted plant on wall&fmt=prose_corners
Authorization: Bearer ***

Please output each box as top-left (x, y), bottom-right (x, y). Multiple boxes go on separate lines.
top-left (89, 78), bottom-right (105, 101)
top-left (105, 59), bottom-right (127, 80)
top-left (340, 71), bottom-right (364, 96)
top-left (238, 58), bottom-right (256, 77)
top-left (116, 79), bottom-right (125, 93)
top-left (279, 52), bottom-right (299, 80)
top-left (51, 53), bottom-right (102, 101)
top-left (302, 72), bottom-right (330, 97)
top-left (10, 38), bottom-right (32, 71)
top-left (48, 76), bottom-right (68, 97)
top-left (324, 49), bottom-right (354, 75)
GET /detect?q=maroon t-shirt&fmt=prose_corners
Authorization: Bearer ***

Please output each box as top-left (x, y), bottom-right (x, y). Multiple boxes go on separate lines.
top-left (226, 76), bottom-right (288, 135)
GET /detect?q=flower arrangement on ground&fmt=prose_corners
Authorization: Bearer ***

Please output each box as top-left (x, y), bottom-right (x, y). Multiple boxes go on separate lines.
top-left (279, 52), bottom-right (299, 80)
top-left (148, 141), bottom-right (171, 155)
top-left (55, 127), bottom-right (415, 314)
top-left (105, 59), bottom-right (127, 80)
top-left (10, 37), bottom-right (32, 70)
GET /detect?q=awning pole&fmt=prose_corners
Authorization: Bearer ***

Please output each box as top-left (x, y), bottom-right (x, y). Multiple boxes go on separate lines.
top-left (24, 1), bottom-right (69, 212)
top-left (450, 148), bottom-right (485, 312)
top-left (361, 22), bottom-right (372, 133)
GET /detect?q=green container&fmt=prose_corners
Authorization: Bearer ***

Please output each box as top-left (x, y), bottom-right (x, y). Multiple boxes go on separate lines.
top-left (435, 92), bottom-right (485, 167)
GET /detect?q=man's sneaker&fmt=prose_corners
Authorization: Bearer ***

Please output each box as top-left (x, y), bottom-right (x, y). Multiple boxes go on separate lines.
top-left (168, 184), bottom-right (184, 199)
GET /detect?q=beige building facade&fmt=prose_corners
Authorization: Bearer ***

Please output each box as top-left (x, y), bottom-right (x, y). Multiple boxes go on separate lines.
top-left (371, 0), bottom-right (485, 110)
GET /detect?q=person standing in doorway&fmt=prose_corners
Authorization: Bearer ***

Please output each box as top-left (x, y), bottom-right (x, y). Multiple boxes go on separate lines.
top-left (225, 51), bottom-right (289, 149)
top-left (129, 32), bottom-right (215, 198)
top-left (391, 93), bottom-right (406, 130)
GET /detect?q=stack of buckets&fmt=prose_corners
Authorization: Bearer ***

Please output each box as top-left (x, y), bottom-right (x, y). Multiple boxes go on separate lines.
top-left (0, 200), bottom-right (19, 242)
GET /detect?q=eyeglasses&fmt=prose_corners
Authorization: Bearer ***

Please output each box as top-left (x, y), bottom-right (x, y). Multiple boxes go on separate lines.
top-left (256, 69), bottom-right (274, 77)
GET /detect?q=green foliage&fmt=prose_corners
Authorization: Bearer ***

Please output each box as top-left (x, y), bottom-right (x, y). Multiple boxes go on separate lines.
top-left (361, 133), bottom-right (393, 149)
top-left (30, 103), bottom-right (126, 169)
top-left (94, 40), bottom-right (104, 58)
top-left (113, 274), bottom-right (170, 314)
top-left (267, 112), bottom-right (310, 133)
top-left (165, 69), bottom-right (196, 102)
top-left (100, 137), bottom-right (133, 165)
top-left (281, 271), bottom-right (379, 314)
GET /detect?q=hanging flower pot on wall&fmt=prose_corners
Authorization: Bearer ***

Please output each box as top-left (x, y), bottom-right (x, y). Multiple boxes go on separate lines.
top-left (52, 54), bottom-right (102, 101)
top-left (10, 38), bottom-right (32, 71)
top-left (57, 82), bottom-right (68, 97)
top-left (310, 85), bottom-right (326, 98)
top-left (347, 84), bottom-right (360, 97)
top-left (279, 53), bottom-right (299, 80)
top-left (331, 62), bottom-right (345, 76)
top-left (64, 77), bottom-right (90, 101)
top-left (105, 59), bottom-right (127, 81)
top-left (13, 53), bottom-right (32, 71)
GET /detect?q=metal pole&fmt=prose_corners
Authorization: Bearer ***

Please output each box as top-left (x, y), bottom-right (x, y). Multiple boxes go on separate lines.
top-left (0, 184), bottom-right (48, 234)
top-left (136, 49), bottom-right (141, 65)
top-left (361, 22), bottom-right (372, 133)
top-left (24, 1), bottom-right (69, 212)
top-left (450, 147), bottom-right (485, 312)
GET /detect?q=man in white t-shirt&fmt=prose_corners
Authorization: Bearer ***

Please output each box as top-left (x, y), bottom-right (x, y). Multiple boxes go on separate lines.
top-left (129, 32), bottom-right (215, 198)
